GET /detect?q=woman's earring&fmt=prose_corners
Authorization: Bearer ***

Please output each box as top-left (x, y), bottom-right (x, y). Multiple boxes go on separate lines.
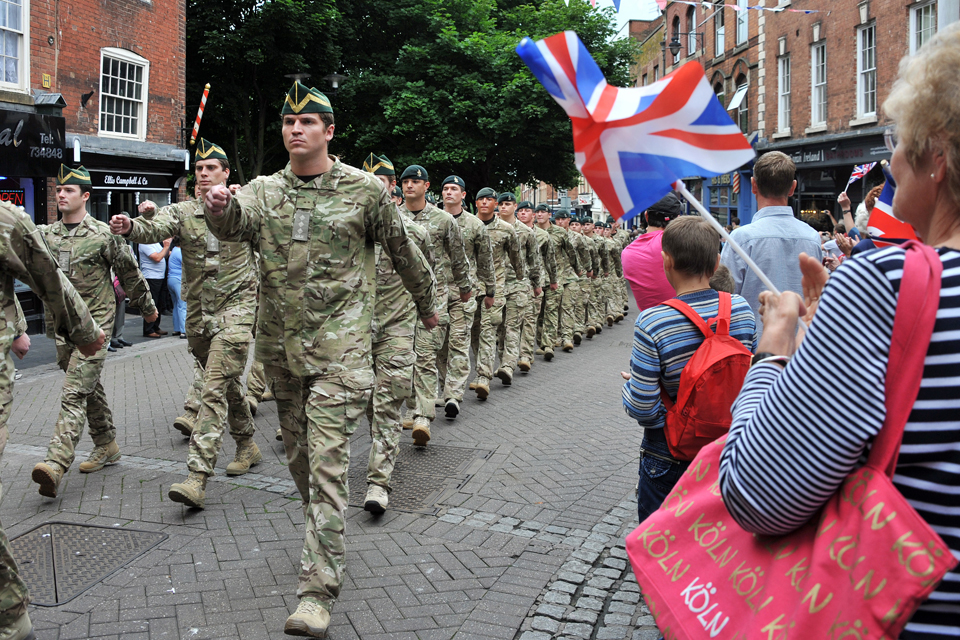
top-left (932, 173), bottom-right (936, 178)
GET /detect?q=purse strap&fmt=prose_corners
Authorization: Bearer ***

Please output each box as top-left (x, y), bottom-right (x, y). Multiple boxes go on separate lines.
top-left (867, 241), bottom-right (943, 477)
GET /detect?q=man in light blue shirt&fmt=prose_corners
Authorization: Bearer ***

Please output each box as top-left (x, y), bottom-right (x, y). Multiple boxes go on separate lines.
top-left (720, 151), bottom-right (822, 337)
top-left (139, 240), bottom-right (170, 336)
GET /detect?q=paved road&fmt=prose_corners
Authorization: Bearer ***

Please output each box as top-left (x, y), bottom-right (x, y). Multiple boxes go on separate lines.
top-left (3, 305), bottom-right (660, 640)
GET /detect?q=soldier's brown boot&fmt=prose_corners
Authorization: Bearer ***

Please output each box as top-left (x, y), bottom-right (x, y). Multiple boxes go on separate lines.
top-left (543, 347), bottom-right (554, 361)
top-left (261, 389), bottom-right (275, 402)
top-left (79, 440), bottom-right (121, 473)
top-left (607, 315), bottom-right (615, 327)
top-left (412, 417), bottom-right (431, 447)
top-left (615, 314), bottom-right (624, 323)
top-left (173, 414), bottom-right (195, 438)
top-left (474, 377), bottom-right (490, 401)
top-left (517, 360), bottom-right (531, 372)
top-left (169, 471), bottom-right (208, 509)
top-left (0, 610), bottom-right (34, 640)
top-left (562, 341), bottom-right (574, 352)
top-left (586, 326), bottom-right (596, 338)
top-left (284, 597), bottom-right (330, 637)
top-left (496, 368), bottom-right (513, 386)
top-left (364, 485), bottom-right (389, 515)
top-left (573, 332), bottom-right (582, 345)
top-left (32, 461), bottom-right (65, 498)
top-left (276, 428), bottom-right (283, 441)
top-left (226, 439), bottom-right (262, 476)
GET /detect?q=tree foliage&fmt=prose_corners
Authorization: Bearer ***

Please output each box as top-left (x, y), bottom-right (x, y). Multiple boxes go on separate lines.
top-left (186, 0), bottom-right (638, 191)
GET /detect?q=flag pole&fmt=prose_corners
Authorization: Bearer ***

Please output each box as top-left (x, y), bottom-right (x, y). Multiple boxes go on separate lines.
top-left (672, 179), bottom-right (782, 296)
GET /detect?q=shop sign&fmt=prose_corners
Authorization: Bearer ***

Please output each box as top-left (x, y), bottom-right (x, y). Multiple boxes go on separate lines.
top-left (0, 189), bottom-right (26, 207)
top-left (0, 110), bottom-right (66, 176)
top-left (88, 170), bottom-right (172, 191)
top-left (710, 173), bottom-right (732, 186)
top-left (786, 137), bottom-right (890, 168)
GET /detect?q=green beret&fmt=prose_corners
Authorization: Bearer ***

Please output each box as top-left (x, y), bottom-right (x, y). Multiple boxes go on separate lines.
top-left (476, 187), bottom-right (497, 200)
top-left (391, 186), bottom-right (403, 198)
top-left (570, 216), bottom-right (582, 224)
top-left (363, 153), bottom-right (395, 176)
top-left (57, 164), bottom-right (91, 186)
top-left (554, 209), bottom-right (571, 219)
top-left (426, 192), bottom-right (436, 204)
top-left (497, 192), bottom-right (516, 204)
top-left (195, 138), bottom-right (228, 163)
top-left (442, 175), bottom-right (466, 189)
top-left (517, 200), bottom-right (533, 210)
top-left (607, 216), bottom-right (616, 224)
top-left (535, 204), bottom-right (549, 212)
top-left (583, 218), bottom-right (594, 225)
top-left (400, 165), bottom-right (429, 182)
top-left (281, 81), bottom-right (333, 115)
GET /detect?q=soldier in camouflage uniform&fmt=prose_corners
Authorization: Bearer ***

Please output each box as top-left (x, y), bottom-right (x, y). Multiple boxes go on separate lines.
top-left (568, 217), bottom-right (595, 344)
top-left (516, 202), bottom-right (557, 370)
top-left (2, 201), bottom-right (105, 640)
top-left (602, 223), bottom-right (625, 323)
top-left (542, 210), bottom-right (583, 353)
top-left (31, 166), bottom-right (157, 499)
top-left (436, 175), bottom-right (494, 420)
top-left (400, 165), bottom-right (472, 447)
top-left (203, 82), bottom-right (437, 638)
top-left (110, 140), bottom-right (263, 505)
top-left (471, 188), bottom-right (525, 400)
top-left (612, 217), bottom-right (631, 313)
top-left (361, 153), bottom-right (435, 512)
top-left (582, 218), bottom-right (607, 333)
top-left (494, 193), bottom-right (541, 385)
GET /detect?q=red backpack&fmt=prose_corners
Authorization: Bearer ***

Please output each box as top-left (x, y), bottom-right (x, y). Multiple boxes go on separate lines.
top-left (659, 292), bottom-right (752, 461)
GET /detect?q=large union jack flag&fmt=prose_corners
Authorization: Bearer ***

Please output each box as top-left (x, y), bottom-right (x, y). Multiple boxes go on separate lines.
top-left (516, 31), bottom-right (754, 221)
top-left (868, 177), bottom-right (918, 247)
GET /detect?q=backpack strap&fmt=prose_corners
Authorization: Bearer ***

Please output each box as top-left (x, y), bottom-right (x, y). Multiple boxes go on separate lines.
top-left (661, 298), bottom-right (715, 339)
top-left (660, 292), bottom-right (733, 338)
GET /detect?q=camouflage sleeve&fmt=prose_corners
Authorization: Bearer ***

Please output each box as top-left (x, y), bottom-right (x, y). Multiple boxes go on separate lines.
top-left (613, 244), bottom-right (624, 277)
top-left (475, 225), bottom-right (496, 298)
top-left (12, 295), bottom-right (26, 336)
top-left (107, 234), bottom-right (157, 317)
top-left (578, 237), bottom-right (592, 273)
top-left (542, 236), bottom-right (558, 286)
top-left (205, 182), bottom-right (263, 245)
top-left (444, 217), bottom-right (473, 295)
top-left (0, 205), bottom-right (100, 346)
top-left (564, 234), bottom-right (581, 275)
top-left (371, 192), bottom-right (438, 319)
top-left (507, 226), bottom-right (526, 282)
top-left (127, 204), bottom-right (184, 244)
top-left (525, 231), bottom-right (541, 289)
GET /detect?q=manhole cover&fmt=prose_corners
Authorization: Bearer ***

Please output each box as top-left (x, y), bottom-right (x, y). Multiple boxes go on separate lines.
top-left (349, 443), bottom-right (490, 514)
top-left (10, 522), bottom-right (168, 606)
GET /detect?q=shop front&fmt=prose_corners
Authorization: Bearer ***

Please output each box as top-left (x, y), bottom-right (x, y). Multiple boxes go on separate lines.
top-left (701, 172), bottom-right (756, 226)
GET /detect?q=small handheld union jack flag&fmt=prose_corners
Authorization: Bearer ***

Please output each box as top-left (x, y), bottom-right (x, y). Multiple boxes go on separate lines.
top-left (843, 161), bottom-right (877, 193)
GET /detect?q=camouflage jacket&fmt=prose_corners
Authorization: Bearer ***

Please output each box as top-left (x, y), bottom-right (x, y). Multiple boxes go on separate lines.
top-left (504, 218), bottom-right (539, 295)
top-left (570, 230), bottom-right (594, 276)
top-left (205, 159), bottom-right (437, 379)
top-left (481, 216), bottom-right (525, 305)
top-left (404, 201), bottom-right (471, 303)
top-left (451, 210), bottom-right (496, 300)
top-left (532, 225), bottom-right (558, 287)
top-left (587, 233), bottom-right (609, 276)
top-left (40, 214), bottom-right (156, 334)
top-left (373, 211), bottom-right (435, 340)
top-left (1, 202), bottom-right (99, 370)
top-left (606, 237), bottom-right (624, 277)
top-left (127, 198), bottom-right (258, 335)
top-left (2, 293), bottom-right (26, 338)
top-left (544, 224), bottom-right (580, 285)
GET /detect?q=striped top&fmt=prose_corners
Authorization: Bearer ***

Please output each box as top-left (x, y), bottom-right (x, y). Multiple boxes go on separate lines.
top-left (719, 246), bottom-right (960, 638)
top-left (622, 288), bottom-right (758, 440)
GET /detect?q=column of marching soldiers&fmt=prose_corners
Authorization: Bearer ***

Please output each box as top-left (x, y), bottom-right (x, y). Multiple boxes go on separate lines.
top-left (0, 81), bottom-right (631, 639)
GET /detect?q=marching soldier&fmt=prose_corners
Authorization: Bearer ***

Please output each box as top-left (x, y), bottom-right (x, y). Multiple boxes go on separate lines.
top-left (31, 166), bottom-right (157, 498)
top-left (1, 201), bottom-right (105, 640)
top-left (203, 81), bottom-right (437, 637)
top-left (110, 139), bottom-right (263, 507)
top-left (516, 201), bottom-right (557, 371)
top-left (547, 210), bottom-right (583, 353)
top-left (568, 216), bottom-right (595, 344)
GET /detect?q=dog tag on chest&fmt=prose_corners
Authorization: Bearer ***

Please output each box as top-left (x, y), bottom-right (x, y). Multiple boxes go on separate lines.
top-left (292, 210), bottom-right (311, 242)
top-left (205, 229), bottom-right (220, 253)
top-left (58, 249), bottom-right (71, 272)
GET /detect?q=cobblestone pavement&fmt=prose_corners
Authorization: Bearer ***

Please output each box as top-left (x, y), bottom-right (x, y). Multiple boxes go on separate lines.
top-left (2, 308), bottom-right (658, 639)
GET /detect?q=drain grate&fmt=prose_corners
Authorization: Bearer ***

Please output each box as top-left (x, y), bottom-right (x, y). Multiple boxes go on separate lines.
top-left (10, 522), bottom-right (168, 606)
top-left (348, 443), bottom-right (490, 514)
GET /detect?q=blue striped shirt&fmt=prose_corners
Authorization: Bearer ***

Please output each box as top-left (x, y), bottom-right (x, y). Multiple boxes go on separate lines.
top-left (622, 288), bottom-right (758, 433)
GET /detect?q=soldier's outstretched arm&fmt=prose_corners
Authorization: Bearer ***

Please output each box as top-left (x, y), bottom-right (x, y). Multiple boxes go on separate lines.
top-left (476, 227), bottom-right (496, 299)
top-left (108, 234), bottom-right (158, 320)
top-left (204, 184), bottom-right (262, 245)
top-left (444, 218), bottom-right (473, 299)
top-left (117, 201), bottom-right (185, 244)
top-left (0, 204), bottom-right (102, 349)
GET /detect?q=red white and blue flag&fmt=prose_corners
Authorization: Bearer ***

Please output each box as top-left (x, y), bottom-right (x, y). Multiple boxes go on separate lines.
top-left (516, 31), bottom-right (754, 221)
top-left (843, 162), bottom-right (877, 193)
top-left (867, 176), bottom-right (918, 246)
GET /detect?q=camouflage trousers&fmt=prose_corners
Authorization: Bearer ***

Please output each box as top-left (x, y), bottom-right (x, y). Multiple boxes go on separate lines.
top-left (621, 278), bottom-right (630, 311)
top-left (0, 349), bottom-right (28, 626)
top-left (519, 290), bottom-right (542, 364)
top-left (45, 334), bottom-right (114, 470)
top-left (541, 286), bottom-right (561, 348)
top-left (246, 359), bottom-right (272, 401)
top-left (559, 281), bottom-right (581, 344)
top-left (603, 276), bottom-right (618, 319)
top-left (438, 296), bottom-right (477, 403)
top-left (268, 365), bottom-right (373, 608)
top-left (183, 359), bottom-right (204, 414)
top-left (588, 278), bottom-right (604, 327)
top-left (475, 297), bottom-right (505, 379)
top-left (575, 279), bottom-right (590, 334)
top-left (411, 313), bottom-right (449, 421)
top-left (497, 289), bottom-right (529, 374)
top-left (185, 328), bottom-right (256, 476)
top-left (366, 327), bottom-right (415, 490)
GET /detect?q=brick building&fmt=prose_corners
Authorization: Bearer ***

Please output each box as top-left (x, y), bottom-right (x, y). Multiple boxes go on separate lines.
top-left (631, 0), bottom-right (958, 224)
top-left (1, 0), bottom-right (187, 328)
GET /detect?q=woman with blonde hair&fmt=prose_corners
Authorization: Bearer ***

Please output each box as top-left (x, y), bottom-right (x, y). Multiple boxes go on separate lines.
top-left (719, 24), bottom-right (960, 637)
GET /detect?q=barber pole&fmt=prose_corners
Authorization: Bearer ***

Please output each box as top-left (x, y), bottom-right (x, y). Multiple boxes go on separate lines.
top-left (731, 172), bottom-right (740, 194)
top-left (189, 83), bottom-right (211, 146)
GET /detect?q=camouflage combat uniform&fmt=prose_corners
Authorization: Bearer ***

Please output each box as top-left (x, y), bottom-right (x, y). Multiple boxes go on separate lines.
top-left (542, 224), bottom-right (581, 348)
top-left (205, 159), bottom-right (436, 611)
top-left (473, 217), bottom-right (524, 387)
top-left (497, 219), bottom-right (540, 376)
top-left (127, 198), bottom-right (258, 475)
top-left (367, 214), bottom-right (435, 489)
top-left (570, 230), bottom-right (594, 338)
top-left (615, 228), bottom-right (631, 310)
top-left (405, 202), bottom-right (471, 422)
top-left (39, 215), bottom-right (155, 472)
top-left (586, 231), bottom-right (607, 329)
top-left (520, 225), bottom-right (557, 365)
top-left (438, 211), bottom-right (494, 404)
top-left (1, 202), bottom-right (100, 628)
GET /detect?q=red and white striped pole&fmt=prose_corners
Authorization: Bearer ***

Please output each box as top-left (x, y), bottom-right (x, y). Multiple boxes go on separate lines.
top-left (189, 83), bottom-right (210, 146)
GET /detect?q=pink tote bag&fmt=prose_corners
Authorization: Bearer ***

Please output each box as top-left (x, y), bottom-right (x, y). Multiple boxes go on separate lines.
top-left (626, 242), bottom-right (958, 639)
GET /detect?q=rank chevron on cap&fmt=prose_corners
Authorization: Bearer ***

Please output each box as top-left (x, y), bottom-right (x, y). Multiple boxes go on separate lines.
top-left (57, 164), bottom-right (91, 186)
top-left (281, 81), bottom-right (333, 115)
top-left (195, 138), bottom-right (228, 161)
top-left (363, 153), bottom-right (395, 176)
